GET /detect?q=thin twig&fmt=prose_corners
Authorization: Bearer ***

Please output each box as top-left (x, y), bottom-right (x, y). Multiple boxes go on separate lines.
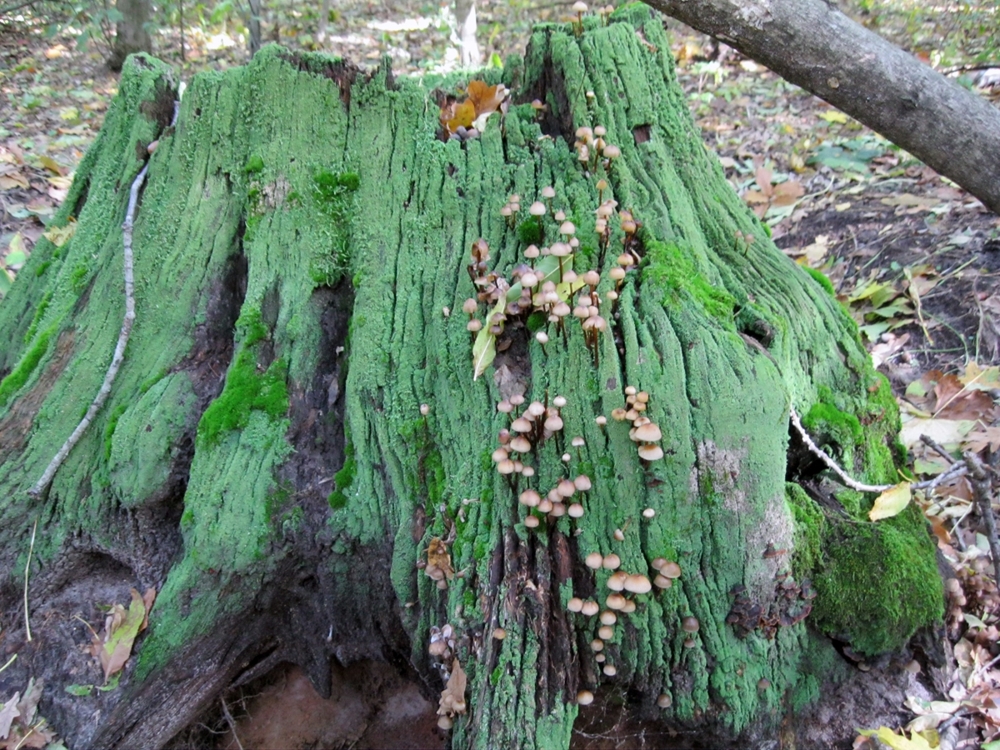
top-left (29, 162), bottom-right (147, 497)
top-left (23, 519), bottom-right (36, 642)
top-left (0, 654), bottom-right (16, 675)
top-left (29, 98), bottom-right (179, 497)
top-left (220, 696), bottom-right (245, 750)
top-left (963, 450), bottom-right (1000, 586)
top-left (788, 406), bottom-right (892, 493)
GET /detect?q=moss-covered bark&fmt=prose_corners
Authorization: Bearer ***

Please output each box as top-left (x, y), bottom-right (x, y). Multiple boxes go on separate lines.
top-left (0, 6), bottom-right (942, 748)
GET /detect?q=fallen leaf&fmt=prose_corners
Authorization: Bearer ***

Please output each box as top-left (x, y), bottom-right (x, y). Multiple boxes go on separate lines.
top-left (426, 537), bottom-right (454, 581)
top-left (0, 694), bottom-right (19, 740)
top-left (869, 482), bottom-right (911, 521)
top-left (472, 297), bottom-right (505, 380)
top-left (91, 588), bottom-right (152, 682)
top-left (899, 417), bottom-right (974, 450)
top-left (966, 426), bottom-right (1000, 453)
top-left (858, 726), bottom-right (935, 750)
top-left (43, 221), bottom-right (76, 248)
top-left (14, 680), bottom-right (41, 728)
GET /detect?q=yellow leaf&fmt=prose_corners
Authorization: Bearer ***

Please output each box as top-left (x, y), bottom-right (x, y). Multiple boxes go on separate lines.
top-left (820, 111), bottom-right (849, 124)
top-left (39, 155), bottom-right (63, 175)
top-left (472, 297), bottom-right (505, 381)
top-left (43, 220), bottom-right (76, 248)
top-left (858, 726), bottom-right (936, 750)
top-left (869, 482), bottom-right (911, 521)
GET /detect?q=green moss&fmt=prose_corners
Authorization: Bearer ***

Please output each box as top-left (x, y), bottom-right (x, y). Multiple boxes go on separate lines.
top-left (804, 267), bottom-right (836, 297)
top-left (103, 402), bottom-right (129, 460)
top-left (196, 350), bottom-right (289, 447)
top-left (70, 262), bottom-right (90, 292)
top-left (237, 308), bottom-right (268, 347)
top-left (0, 326), bottom-right (54, 408)
top-left (423, 447), bottom-right (446, 506)
top-left (811, 512), bottom-right (944, 654)
top-left (245, 154), bottom-right (264, 173)
top-left (642, 237), bottom-right (736, 324)
top-left (23, 291), bottom-right (52, 344)
top-left (313, 169), bottom-right (360, 203)
top-left (785, 483), bottom-right (824, 575)
top-left (517, 215), bottom-right (543, 245)
top-left (802, 402), bottom-right (863, 451)
top-left (35, 261), bottom-right (51, 277)
top-left (328, 442), bottom-right (356, 509)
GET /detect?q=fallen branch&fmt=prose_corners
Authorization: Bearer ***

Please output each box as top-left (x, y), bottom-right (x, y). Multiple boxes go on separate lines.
top-left (964, 450), bottom-right (1000, 587)
top-left (789, 406), bottom-right (893, 493)
top-left (29, 99), bottom-right (179, 498)
top-left (29, 162), bottom-right (147, 497)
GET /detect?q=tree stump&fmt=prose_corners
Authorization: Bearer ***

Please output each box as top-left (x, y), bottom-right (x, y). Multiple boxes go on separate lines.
top-left (0, 7), bottom-right (943, 748)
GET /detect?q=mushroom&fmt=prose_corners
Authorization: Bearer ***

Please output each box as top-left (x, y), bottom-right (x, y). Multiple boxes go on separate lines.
top-left (624, 574), bottom-right (652, 594)
top-left (606, 593), bottom-right (627, 610)
top-left (681, 616), bottom-right (700, 633)
top-left (638, 444), bottom-right (664, 461)
top-left (602, 664), bottom-right (617, 677)
top-left (600, 611), bottom-right (617, 626)
top-left (581, 600), bottom-right (600, 617)
top-left (660, 561), bottom-right (682, 579)
top-left (598, 625), bottom-right (614, 639)
top-left (567, 597), bottom-right (584, 612)
top-left (519, 489), bottom-right (541, 507)
top-left (585, 552), bottom-right (604, 569)
top-left (606, 571), bottom-right (628, 591)
top-left (602, 553), bottom-right (621, 570)
top-left (577, 690), bottom-right (595, 706)
top-left (568, 503), bottom-right (585, 518)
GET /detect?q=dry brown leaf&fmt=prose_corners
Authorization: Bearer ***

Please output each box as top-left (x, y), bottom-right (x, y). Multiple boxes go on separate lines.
top-left (426, 537), bottom-right (455, 582)
top-left (0, 694), bottom-right (19, 740)
top-left (89, 588), bottom-right (155, 681)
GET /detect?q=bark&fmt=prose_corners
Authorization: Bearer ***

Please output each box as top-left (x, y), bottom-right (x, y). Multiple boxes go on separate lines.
top-left (108, 0), bottom-right (152, 72)
top-left (646, 0), bottom-right (1000, 216)
top-left (248, 0), bottom-right (263, 57)
top-left (0, 8), bottom-right (943, 750)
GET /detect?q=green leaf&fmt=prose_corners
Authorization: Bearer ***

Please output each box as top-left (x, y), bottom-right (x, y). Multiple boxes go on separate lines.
top-left (472, 297), bottom-right (505, 382)
top-left (65, 684), bottom-right (94, 696)
top-left (100, 589), bottom-right (146, 681)
top-left (97, 673), bottom-right (120, 692)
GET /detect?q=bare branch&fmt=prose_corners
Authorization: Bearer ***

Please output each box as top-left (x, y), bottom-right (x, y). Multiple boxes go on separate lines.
top-left (789, 406), bottom-right (893, 493)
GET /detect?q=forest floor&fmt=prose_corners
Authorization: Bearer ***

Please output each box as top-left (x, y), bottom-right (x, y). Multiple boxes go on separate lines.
top-left (2, 0), bottom-right (1000, 747)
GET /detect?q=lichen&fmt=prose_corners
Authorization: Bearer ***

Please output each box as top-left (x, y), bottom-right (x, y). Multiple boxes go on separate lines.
top-left (641, 236), bottom-right (736, 325)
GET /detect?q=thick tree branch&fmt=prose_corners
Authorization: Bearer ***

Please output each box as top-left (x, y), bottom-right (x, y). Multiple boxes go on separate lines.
top-left (647, 0), bottom-right (1000, 215)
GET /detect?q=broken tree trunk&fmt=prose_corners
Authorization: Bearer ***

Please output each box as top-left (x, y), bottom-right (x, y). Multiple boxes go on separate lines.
top-left (646, 0), bottom-right (1000, 216)
top-left (0, 7), bottom-right (943, 749)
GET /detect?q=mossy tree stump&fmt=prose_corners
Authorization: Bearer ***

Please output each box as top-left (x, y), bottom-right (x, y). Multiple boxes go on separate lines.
top-left (0, 7), bottom-right (942, 748)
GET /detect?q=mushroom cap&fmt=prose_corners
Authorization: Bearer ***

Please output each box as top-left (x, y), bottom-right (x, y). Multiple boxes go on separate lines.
top-left (572, 0), bottom-right (588, 11)
top-left (581, 600), bottom-right (600, 616)
top-left (657, 693), bottom-right (672, 708)
top-left (511, 417), bottom-right (533, 433)
top-left (529, 201), bottom-right (547, 216)
top-left (607, 571), bottom-right (628, 591)
top-left (524, 244), bottom-right (540, 259)
top-left (574, 474), bottom-right (592, 491)
top-left (603, 144), bottom-right (621, 158)
top-left (544, 415), bottom-right (565, 432)
top-left (549, 502), bottom-right (566, 517)
top-left (642, 508), bottom-right (656, 519)
top-left (638, 444), bottom-right (664, 461)
top-left (567, 596), bottom-right (584, 613)
top-left (660, 561), bottom-right (682, 579)
top-left (557, 478), bottom-right (576, 497)
top-left (492, 448), bottom-right (509, 463)
top-left (535, 331), bottom-right (549, 344)
top-left (493, 627), bottom-right (507, 640)
top-left (602, 664), bottom-right (617, 676)
top-left (594, 125), bottom-right (606, 137)
top-left (606, 593), bottom-right (627, 610)
top-left (559, 221), bottom-right (576, 236)
top-left (624, 574), bottom-right (652, 594)
top-left (510, 393), bottom-right (526, 406)
top-left (521, 271), bottom-right (539, 287)
top-left (590, 639), bottom-right (604, 652)
top-left (537, 498), bottom-right (554, 514)
top-left (568, 503), bottom-right (585, 518)
top-left (467, 319), bottom-right (483, 332)
top-left (602, 553), bottom-right (621, 570)
top-left (509, 435), bottom-right (532, 453)
top-left (527, 401), bottom-right (546, 417)
top-left (631, 422), bottom-right (662, 442)
top-left (622, 600), bottom-right (636, 613)
top-left (600, 611), bottom-right (617, 626)
top-left (524, 514), bottom-right (540, 528)
top-left (596, 415), bottom-right (608, 426)
top-left (577, 690), bottom-right (595, 706)
top-left (682, 616), bottom-right (700, 633)
top-left (498, 459), bottom-right (516, 474)
top-left (553, 395), bottom-right (567, 408)
top-left (654, 574), bottom-right (672, 589)
top-left (585, 552), bottom-right (604, 569)
top-left (598, 625), bottom-right (614, 639)
top-left (541, 186), bottom-right (556, 198)
top-left (519, 489), bottom-right (541, 507)
top-left (548, 241), bottom-right (572, 258)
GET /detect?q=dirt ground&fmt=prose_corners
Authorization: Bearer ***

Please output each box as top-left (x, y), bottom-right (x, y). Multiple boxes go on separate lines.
top-left (2, 1), bottom-right (1000, 748)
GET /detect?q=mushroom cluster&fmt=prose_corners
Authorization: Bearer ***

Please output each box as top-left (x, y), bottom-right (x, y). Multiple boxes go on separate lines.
top-left (609, 386), bottom-right (665, 461)
top-left (574, 125), bottom-right (620, 174)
